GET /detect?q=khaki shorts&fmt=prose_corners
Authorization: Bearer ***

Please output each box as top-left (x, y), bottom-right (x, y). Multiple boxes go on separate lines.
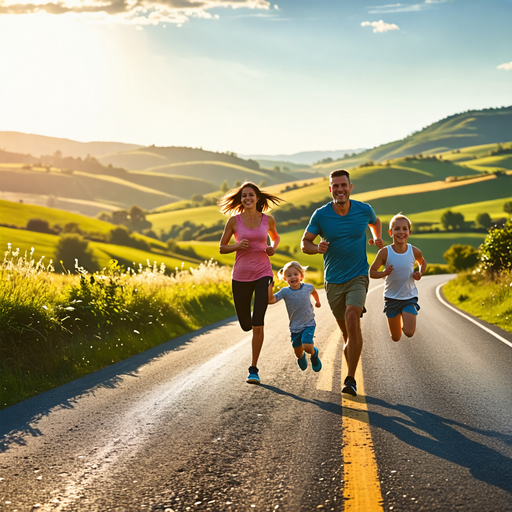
top-left (325, 275), bottom-right (369, 320)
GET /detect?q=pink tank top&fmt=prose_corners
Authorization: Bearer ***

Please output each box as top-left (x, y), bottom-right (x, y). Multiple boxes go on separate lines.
top-left (232, 214), bottom-right (273, 282)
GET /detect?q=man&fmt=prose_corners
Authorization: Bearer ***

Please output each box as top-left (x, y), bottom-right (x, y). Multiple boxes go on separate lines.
top-left (301, 169), bottom-right (384, 396)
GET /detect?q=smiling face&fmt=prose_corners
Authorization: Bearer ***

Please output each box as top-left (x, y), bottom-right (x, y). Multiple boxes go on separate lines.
top-left (329, 175), bottom-right (352, 206)
top-left (389, 218), bottom-right (411, 245)
top-left (283, 266), bottom-right (304, 289)
top-left (241, 186), bottom-right (258, 210)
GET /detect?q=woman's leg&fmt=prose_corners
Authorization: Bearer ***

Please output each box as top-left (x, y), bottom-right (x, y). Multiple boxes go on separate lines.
top-left (250, 277), bottom-right (272, 366)
top-left (231, 280), bottom-right (255, 332)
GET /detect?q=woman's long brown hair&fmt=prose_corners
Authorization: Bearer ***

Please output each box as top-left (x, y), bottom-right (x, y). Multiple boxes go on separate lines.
top-left (218, 182), bottom-right (284, 215)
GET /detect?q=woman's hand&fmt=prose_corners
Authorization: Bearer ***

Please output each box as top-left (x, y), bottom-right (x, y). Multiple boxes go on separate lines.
top-left (266, 246), bottom-right (275, 256)
top-left (237, 239), bottom-right (250, 250)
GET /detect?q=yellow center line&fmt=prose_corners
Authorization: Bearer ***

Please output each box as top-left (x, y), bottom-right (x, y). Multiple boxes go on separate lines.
top-left (342, 363), bottom-right (384, 511)
top-left (316, 329), bottom-right (342, 391)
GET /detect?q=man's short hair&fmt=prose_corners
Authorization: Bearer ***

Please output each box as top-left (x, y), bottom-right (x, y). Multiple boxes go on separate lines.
top-left (329, 169), bottom-right (351, 185)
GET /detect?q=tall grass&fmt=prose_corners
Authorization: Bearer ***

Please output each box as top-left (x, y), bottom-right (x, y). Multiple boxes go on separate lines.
top-left (0, 245), bottom-right (234, 409)
top-left (443, 271), bottom-right (512, 333)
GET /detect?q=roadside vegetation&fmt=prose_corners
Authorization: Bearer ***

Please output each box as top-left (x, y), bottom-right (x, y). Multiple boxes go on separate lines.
top-left (443, 219), bottom-right (512, 334)
top-left (0, 245), bottom-right (234, 409)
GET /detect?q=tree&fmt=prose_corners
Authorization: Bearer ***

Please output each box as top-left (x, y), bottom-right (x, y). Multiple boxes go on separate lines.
top-left (55, 234), bottom-right (98, 273)
top-left (26, 218), bottom-right (53, 234)
top-left (441, 209), bottom-right (464, 230)
top-left (478, 219), bottom-right (512, 273)
top-left (504, 201), bottom-right (512, 216)
top-left (220, 180), bottom-right (229, 193)
top-left (258, 180), bottom-right (267, 188)
top-left (191, 193), bottom-right (204, 203)
top-left (476, 212), bottom-right (492, 229)
top-left (443, 244), bottom-right (478, 271)
top-left (233, 180), bottom-right (242, 188)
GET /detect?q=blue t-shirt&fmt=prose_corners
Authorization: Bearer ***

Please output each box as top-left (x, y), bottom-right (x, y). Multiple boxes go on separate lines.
top-left (306, 200), bottom-right (376, 284)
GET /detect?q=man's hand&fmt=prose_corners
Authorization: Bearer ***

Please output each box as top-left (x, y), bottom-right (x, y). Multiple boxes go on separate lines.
top-left (315, 301), bottom-right (321, 308)
top-left (369, 237), bottom-right (384, 249)
top-left (318, 238), bottom-right (329, 254)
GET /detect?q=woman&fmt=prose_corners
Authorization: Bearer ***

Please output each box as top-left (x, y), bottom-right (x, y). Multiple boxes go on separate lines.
top-left (219, 181), bottom-right (283, 385)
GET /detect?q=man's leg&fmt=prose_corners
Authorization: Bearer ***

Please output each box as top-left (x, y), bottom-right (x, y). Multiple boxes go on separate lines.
top-left (343, 305), bottom-right (363, 378)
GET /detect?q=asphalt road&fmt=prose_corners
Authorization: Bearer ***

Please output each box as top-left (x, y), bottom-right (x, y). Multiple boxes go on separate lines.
top-left (1, 274), bottom-right (511, 511)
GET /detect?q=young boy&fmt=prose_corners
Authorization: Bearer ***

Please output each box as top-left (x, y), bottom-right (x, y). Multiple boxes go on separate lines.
top-left (370, 213), bottom-right (427, 341)
top-left (268, 261), bottom-right (322, 371)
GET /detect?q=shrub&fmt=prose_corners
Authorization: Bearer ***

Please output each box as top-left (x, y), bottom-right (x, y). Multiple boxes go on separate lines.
top-left (55, 234), bottom-right (99, 273)
top-left (26, 218), bottom-right (54, 234)
top-left (476, 212), bottom-right (492, 229)
top-left (108, 226), bottom-right (150, 251)
top-left (443, 244), bottom-right (478, 271)
top-left (477, 220), bottom-right (512, 274)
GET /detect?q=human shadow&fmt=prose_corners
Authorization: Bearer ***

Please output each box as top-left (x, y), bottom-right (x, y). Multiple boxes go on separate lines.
top-left (0, 315), bottom-right (238, 453)
top-left (343, 395), bottom-right (512, 494)
top-left (260, 384), bottom-right (343, 417)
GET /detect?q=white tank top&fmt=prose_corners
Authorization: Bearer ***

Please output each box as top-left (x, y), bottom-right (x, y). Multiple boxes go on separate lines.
top-left (384, 244), bottom-right (418, 300)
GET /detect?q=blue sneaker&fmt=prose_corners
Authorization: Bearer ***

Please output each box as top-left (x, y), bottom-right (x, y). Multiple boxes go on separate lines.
top-left (311, 347), bottom-right (322, 372)
top-left (297, 352), bottom-right (307, 371)
top-left (246, 366), bottom-right (260, 384)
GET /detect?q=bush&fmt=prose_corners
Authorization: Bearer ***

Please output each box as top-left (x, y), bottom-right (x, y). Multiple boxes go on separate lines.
top-left (55, 234), bottom-right (99, 273)
top-left (476, 212), bottom-right (492, 229)
top-left (443, 244), bottom-right (479, 272)
top-left (477, 220), bottom-right (512, 274)
top-left (108, 226), bottom-right (150, 251)
top-left (441, 210), bottom-right (465, 230)
top-left (26, 218), bottom-right (54, 234)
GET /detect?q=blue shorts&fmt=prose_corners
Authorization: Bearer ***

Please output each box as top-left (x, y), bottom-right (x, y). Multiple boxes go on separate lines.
top-left (384, 297), bottom-right (420, 319)
top-left (290, 326), bottom-right (316, 348)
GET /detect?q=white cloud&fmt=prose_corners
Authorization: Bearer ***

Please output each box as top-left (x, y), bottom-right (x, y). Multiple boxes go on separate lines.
top-left (361, 20), bottom-right (399, 33)
top-left (497, 61), bottom-right (512, 71)
top-left (368, 0), bottom-right (452, 14)
top-left (0, 0), bottom-right (271, 25)
top-left (274, 4), bottom-right (279, 9)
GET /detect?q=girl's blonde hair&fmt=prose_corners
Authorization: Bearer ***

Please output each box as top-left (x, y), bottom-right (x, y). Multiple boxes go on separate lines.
top-left (389, 212), bottom-right (412, 230)
top-left (277, 261), bottom-right (309, 281)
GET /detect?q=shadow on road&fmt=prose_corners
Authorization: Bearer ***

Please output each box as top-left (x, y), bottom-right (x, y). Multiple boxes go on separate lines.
top-left (260, 384), bottom-right (343, 416)
top-left (344, 395), bottom-right (512, 494)
top-left (0, 315), bottom-right (238, 453)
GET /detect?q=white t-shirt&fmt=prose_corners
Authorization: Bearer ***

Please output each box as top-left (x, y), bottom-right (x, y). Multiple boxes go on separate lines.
top-left (384, 244), bottom-right (418, 300)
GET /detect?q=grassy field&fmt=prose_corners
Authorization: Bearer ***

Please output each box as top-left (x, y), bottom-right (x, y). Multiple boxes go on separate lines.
top-left (0, 199), bottom-right (115, 234)
top-left (0, 226), bottom-right (198, 272)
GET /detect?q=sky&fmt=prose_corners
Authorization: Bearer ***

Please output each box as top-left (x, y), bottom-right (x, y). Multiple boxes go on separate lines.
top-left (0, 0), bottom-right (511, 155)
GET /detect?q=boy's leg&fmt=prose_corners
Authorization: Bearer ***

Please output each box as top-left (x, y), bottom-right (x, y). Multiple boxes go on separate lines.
top-left (293, 345), bottom-right (304, 358)
top-left (302, 343), bottom-right (315, 355)
top-left (387, 315), bottom-right (403, 342)
top-left (401, 311), bottom-right (417, 338)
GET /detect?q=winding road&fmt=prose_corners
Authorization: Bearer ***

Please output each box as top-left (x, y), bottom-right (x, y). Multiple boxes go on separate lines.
top-left (1, 274), bottom-right (511, 511)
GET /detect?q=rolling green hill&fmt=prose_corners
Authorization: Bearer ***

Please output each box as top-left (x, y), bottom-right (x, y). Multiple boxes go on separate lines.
top-left (99, 145), bottom-right (263, 173)
top-left (0, 131), bottom-right (141, 159)
top-left (313, 107), bottom-right (512, 172)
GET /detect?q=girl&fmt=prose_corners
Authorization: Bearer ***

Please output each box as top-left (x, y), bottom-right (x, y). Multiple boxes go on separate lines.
top-left (268, 261), bottom-right (322, 372)
top-left (218, 181), bottom-right (283, 384)
top-left (369, 213), bottom-right (427, 341)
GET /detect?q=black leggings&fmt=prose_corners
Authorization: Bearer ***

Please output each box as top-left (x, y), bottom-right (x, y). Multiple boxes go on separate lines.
top-left (232, 276), bottom-right (273, 332)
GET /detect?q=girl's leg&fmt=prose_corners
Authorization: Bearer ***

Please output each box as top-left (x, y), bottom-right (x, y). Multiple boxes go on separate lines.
top-left (401, 311), bottom-right (417, 338)
top-left (387, 314), bottom-right (403, 342)
top-left (250, 277), bottom-right (272, 367)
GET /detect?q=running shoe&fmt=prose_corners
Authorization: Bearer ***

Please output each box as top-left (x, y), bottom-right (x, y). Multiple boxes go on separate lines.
top-left (246, 366), bottom-right (260, 384)
top-left (311, 347), bottom-right (322, 372)
top-left (297, 353), bottom-right (308, 371)
top-left (342, 375), bottom-right (357, 396)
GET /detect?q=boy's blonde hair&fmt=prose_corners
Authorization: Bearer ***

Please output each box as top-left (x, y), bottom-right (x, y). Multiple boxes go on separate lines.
top-left (389, 212), bottom-right (412, 230)
top-left (277, 261), bottom-right (309, 281)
